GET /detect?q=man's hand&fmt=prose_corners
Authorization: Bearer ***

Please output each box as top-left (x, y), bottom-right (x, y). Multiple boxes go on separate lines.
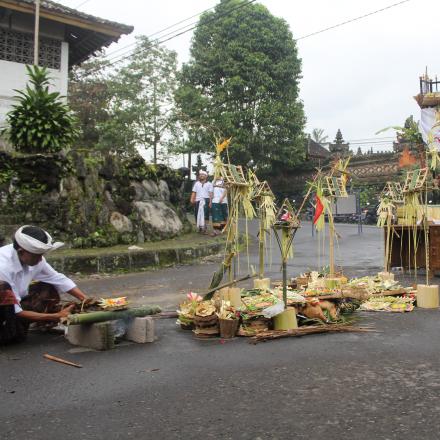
top-left (56, 304), bottom-right (75, 319)
top-left (67, 287), bottom-right (88, 303)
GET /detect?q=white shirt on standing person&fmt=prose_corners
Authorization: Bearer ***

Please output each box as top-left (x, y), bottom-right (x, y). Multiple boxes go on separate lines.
top-left (192, 179), bottom-right (213, 201)
top-left (212, 180), bottom-right (227, 204)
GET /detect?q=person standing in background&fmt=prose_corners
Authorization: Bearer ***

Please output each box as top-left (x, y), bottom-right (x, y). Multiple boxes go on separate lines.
top-left (190, 170), bottom-right (213, 234)
top-left (211, 178), bottom-right (228, 235)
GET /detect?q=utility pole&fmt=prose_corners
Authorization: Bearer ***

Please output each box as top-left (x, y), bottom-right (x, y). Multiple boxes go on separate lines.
top-left (33, 0), bottom-right (40, 66)
top-left (153, 81), bottom-right (157, 164)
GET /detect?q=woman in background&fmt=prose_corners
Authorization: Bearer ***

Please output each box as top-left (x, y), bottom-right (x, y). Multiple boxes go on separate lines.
top-left (211, 178), bottom-right (228, 235)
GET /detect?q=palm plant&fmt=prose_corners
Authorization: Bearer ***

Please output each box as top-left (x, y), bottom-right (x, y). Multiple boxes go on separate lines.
top-left (1, 65), bottom-right (79, 153)
top-left (311, 128), bottom-right (328, 144)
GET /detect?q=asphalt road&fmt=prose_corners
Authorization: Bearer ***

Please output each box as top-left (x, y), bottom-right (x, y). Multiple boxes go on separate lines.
top-left (2, 222), bottom-right (440, 439)
top-left (74, 221), bottom-right (385, 310)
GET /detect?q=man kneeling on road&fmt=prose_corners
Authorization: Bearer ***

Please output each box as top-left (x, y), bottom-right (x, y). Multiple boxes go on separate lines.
top-left (0, 225), bottom-right (89, 344)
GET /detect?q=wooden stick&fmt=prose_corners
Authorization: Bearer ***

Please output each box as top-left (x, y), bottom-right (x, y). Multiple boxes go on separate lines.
top-left (43, 354), bottom-right (83, 368)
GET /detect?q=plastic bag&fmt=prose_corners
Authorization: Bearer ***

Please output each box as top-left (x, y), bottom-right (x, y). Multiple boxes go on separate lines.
top-left (262, 301), bottom-right (285, 318)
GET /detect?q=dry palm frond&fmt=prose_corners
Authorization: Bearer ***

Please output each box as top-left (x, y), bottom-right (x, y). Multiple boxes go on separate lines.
top-left (260, 194), bottom-right (277, 232)
top-left (249, 324), bottom-right (377, 343)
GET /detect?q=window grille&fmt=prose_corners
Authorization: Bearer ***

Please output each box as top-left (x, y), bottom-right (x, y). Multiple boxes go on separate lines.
top-left (0, 28), bottom-right (61, 69)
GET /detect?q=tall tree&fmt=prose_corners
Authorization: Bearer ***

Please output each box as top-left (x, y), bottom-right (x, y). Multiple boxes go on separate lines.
top-left (69, 53), bottom-right (113, 150)
top-left (176, 0), bottom-right (306, 173)
top-left (108, 36), bottom-right (181, 162)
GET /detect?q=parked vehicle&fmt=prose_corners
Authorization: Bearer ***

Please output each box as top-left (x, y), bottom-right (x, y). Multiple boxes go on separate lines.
top-left (362, 205), bottom-right (378, 225)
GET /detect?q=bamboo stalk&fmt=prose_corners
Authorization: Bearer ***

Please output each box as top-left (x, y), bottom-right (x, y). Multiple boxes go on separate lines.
top-left (68, 305), bottom-right (162, 325)
top-left (258, 220), bottom-right (265, 279)
top-left (424, 157), bottom-right (430, 285)
top-left (203, 271), bottom-right (257, 300)
top-left (329, 216), bottom-right (335, 277)
top-left (44, 354), bottom-right (82, 368)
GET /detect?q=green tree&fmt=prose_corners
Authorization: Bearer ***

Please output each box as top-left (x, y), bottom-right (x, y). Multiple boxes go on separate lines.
top-left (311, 128), bottom-right (328, 144)
top-left (105, 36), bottom-right (181, 162)
top-left (176, 0), bottom-right (306, 173)
top-left (2, 65), bottom-right (79, 153)
top-left (68, 53), bottom-right (112, 150)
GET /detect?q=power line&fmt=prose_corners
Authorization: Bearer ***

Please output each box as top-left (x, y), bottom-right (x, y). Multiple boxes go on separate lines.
top-left (297, 0), bottom-right (411, 40)
top-left (80, 0), bottom-right (257, 77)
top-left (349, 141), bottom-right (393, 146)
top-left (118, 0), bottom-right (257, 61)
top-left (79, 0), bottom-right (408, 77)
top-left (104, 4), bottom-right (218, 60)
top-left (347, 137), bottom-right (395, 142)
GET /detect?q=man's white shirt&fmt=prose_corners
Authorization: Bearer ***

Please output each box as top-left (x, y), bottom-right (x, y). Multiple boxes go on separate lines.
top-left (0, 244), bottom-right (76, 313)
top-left (192, 181), bottom-right (213, 201)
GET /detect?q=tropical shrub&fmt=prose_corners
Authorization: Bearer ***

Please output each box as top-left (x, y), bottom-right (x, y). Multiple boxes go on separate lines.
top-left (1, 65), bottom-right (79, 153)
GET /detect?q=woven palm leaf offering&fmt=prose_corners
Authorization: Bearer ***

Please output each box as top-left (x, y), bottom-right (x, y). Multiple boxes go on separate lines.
top-left (193, 300), bottom-right (219, 338)
top-left (270, 198), bottom-right (301, 330)
top-left (176, 292), bottom-right (203, 330)
top-left (378, 181), bottom-right (402, 278)
top-left (248, 170), bottom-right (277, 288)
top-left (360, 295), bottom-right (415, 313)
top-left (239, 294), bottom-right (276, 336)
top-left (216, 300), bottom-right (240, 338)
top-left (382, 181), bottom-right (404, 204)
top-left (209, 137), bottom-right (255, 293)
top-left (307, 160), bottom-right (350, 286)
top-left (98, 297), bottom-right (129, 311)
top-left (377, 190), bottom-right (397, 278)
top-left (399, 167), bottom-right (429, 280)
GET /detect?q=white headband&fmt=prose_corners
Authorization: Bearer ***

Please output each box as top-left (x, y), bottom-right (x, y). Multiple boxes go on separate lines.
top-left (15, 226), bottom-right (64, 254)
top-left (199, 170), bottom-right (208, 176)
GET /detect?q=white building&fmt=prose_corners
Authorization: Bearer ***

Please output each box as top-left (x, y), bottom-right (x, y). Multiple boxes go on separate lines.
top-left (0, 0), bottom-right (133, 131)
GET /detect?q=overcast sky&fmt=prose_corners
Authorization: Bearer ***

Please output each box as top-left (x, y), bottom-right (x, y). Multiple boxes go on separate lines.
top-left (62, 0), bottom-right (439, 151)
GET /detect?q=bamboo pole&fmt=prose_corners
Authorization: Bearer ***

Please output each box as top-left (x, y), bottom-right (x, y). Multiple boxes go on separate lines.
top-left (424, 155), bottom-right (430, 285)
top-left (258, 219), bottom-right (265, 279)
top-left (33, 0), bottom-right (40, 66)
top-left (329, 218), bottom-right (335, 277)
top-left (68, 305), bottom-right (162, 325)
top-left (203, 271), bottom-right (257, 300)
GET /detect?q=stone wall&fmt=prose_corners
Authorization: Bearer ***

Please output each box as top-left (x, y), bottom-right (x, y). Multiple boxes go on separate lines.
top-left (0, 151), bottom-right (191, 247)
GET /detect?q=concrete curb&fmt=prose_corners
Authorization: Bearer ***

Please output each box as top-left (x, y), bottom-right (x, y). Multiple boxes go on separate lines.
top-left (47, 239), bottom-right (224, 275)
